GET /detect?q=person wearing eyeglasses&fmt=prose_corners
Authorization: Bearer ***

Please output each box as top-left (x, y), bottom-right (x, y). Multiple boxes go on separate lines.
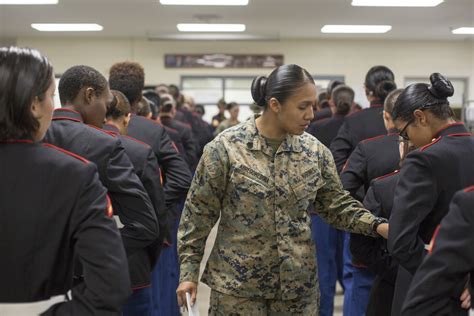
top-left (388, 73), bottom-right (474, 315)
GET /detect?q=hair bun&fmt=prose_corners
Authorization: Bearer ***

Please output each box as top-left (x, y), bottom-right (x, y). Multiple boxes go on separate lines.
top-left (373, 80), bottom-right (397, 101)
top-left (429, 73), bottom-right (454, 98)
top-left (251, 76), bottom-right (267, 107)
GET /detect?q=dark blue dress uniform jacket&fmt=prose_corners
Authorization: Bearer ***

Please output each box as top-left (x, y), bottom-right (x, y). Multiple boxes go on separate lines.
top-left (402, 187), bottom-right (474, 316)
top-left (0, 139), bottom-right (130, 315)
top-left (388, 123), bottom-right (474, 315)
top-left (340, 130), bottom-right (400, 200)
top-left (160, 116), bottom-right (198, 171)
top-left (307, 114), bottom-right (345, 148)
top-left (353, 171), bottom-right (400, 316)
top-left (44, 109), bottom-right (159, 256)
top-left (330, 103), bottom-right (386, 173)
top-left (127, 114), bottom-right (191, 209)
top-left (104, 124), bottom-right (168, 289)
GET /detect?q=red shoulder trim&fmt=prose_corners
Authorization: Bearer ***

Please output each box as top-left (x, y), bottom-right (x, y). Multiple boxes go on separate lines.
top-left (434, 122), bottom-right (465, 136)
top-left (361, 134), bottom-right (386, 144)
top-left (86, 124), bottom-right (116, 137)
top-left (420, 136), bottom-right (442, 152)
top-left (374, 170), bottom-right (399, 182)
top-left (448, 133), bottom-right (472, 137)
top-left (131, 284), bottom-right (151, 291)
top-left (52, 117), bottom-right (82, 123)
top-left (427, 225), bottom-right (441, 254)
top-left (42, 143), bottom-right (89, 165)
top-left (55, 108), bottom-right (81, 115)
top-left (105, 194), bottom-right (113, 218)
top-left (124, 135), bottom-right (151, 148)
top-left (0, 139), bottom-right (33, 144)
top-left (463, 185), bottom-right (474, 193)
top-left (171, 141), bottom-right (180, 153)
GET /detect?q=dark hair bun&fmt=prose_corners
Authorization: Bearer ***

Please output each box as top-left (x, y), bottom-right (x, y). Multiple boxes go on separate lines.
top-left (251, 76), bottom-right (267, 107)
top-left (375, 80), bottom-right (397, 100)
top-left (429, 73), bottom-right (454, 99)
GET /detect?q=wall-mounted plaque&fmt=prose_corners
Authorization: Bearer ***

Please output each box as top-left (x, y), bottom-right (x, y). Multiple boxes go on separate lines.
top-left (165, 54), bottom-right (284, 69)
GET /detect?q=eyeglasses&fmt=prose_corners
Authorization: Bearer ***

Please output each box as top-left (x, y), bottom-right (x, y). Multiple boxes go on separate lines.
top-left (399, 118), bottom-right (414, 142)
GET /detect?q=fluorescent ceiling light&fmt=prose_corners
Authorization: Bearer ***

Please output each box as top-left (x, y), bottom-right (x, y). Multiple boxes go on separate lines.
top-left (452, 27), bottom-right (474, 35)
top-left (31, 23), bottom-right (103, 32)
top-left (352, 0), bottom-right (443, 7)
top-left (160, 0), bottom-right (248, 5)
top-left (321, 25), bottom-right (392, 34)
top-left (0, 0), bottom-right (57, 4)
top-left (177, 23), bottom-right (246, 32)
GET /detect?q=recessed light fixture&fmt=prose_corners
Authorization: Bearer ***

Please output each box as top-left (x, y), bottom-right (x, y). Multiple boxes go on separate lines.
top-left (321, 25), bottom-right (392, 34)
top-left (452, 27), bottom-right (474, 35)
top-left (160, 0), bottom-right (248, 5)
top-left (0, 0), bottom-right (57, 4)
top-left (31, 23), bottom-right (103, 32)
top-left (177, 23), bottom-right (246, 32)
top-left (352, 0), bottom-right (443, 7)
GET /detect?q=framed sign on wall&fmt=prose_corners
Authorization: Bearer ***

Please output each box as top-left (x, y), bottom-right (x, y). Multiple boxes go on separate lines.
top-left (165, 54), bottom-right (284, 69)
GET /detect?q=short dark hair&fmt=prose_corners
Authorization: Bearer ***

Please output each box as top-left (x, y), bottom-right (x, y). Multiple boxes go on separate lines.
top-left (58, 65), bottom-right (107, 105)
top-left (393, 73), bottom-right (454, 122)
top-left (327, 80), bottom-right (344, 98)
top-left (159, 94), bottom-right (175, 113)
top-left (251, 64), bottom-right (315, 108)
top-left (365, 65), bottom-right (397, 102)
top-left (226, 102), bottom-right (239, 111)
top-left (384, 88), bottom-right (404, 115)
top-left (109, 61), bottom-right (145, 106)
top-left (107, 90), bottom-right (131, 120)
top-left (332, 85), bottom-right (354, 116)
top-left (143, 90), bottom-right (161, 119)
top-left (0, 47), bottom-right (53, 141)
top-left (136, 97), bottom-right (152, 117)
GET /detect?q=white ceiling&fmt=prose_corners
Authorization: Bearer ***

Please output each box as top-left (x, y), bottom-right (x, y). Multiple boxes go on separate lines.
top-left (0, 0), bottom-right (473, 41)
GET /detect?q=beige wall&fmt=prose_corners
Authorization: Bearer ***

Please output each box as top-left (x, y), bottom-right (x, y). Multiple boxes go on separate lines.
top-left (17, 37), bottom-right (473, 105)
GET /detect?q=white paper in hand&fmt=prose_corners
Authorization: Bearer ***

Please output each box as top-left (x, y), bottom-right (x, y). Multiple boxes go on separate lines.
top-left (186, 292), bottom-right (200, 316)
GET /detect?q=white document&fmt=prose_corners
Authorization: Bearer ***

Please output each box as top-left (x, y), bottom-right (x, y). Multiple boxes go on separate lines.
top-left (186, 292), bottom-right (200, 316)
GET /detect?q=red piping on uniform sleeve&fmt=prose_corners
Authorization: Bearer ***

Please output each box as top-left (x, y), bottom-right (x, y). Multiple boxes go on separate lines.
top-left (42, 143), bottom-right (89, 164)
top-left (106, 194), bottom-right (113, 218)
top-left (374, 170), bottom-right (399, 182)
top-left (463, 185), bottom-right (474, 193)
top-left (427, 225), bottom-right (441, 254)
top-left (171, 141), bottom-right (180, 153)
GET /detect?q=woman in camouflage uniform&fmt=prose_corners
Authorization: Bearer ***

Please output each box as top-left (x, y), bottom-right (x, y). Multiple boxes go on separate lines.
top-left (177, 64), bottom-right (388, 315)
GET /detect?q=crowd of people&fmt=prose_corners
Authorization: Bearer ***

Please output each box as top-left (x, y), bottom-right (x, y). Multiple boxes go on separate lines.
top-left (0, 46), bottom-right (473, 316)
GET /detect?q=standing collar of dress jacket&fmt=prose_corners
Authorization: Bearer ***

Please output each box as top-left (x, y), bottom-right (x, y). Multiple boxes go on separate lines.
top-left (243, 114), bottom-right (303, 153)
top-left (52, 108), bottom-right (84, 123)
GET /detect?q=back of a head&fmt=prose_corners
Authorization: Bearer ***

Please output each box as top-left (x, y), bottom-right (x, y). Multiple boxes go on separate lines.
top-left (169, 84), bottom-right (180, 100)
top-left (136, 96), bottom-right (152, 118)
top-left (0, 47), bottom-right (53, 141)
top-left (393, 73), bottom-right (454, 122)
top-left (160, 93), bottom-right (175, 114)
top-left (365, 65), bottom-right (397, 102)
top-left (332, 85), bottom-right (354, 116)
top-left (251, 64), bottom-right (315, 109)
top-left (156, 84), bottom-right (169, 95)
top-left (107, 90), bottom-right (131, 120)
top-left (59, 65), bottom-right (108, 106)
top-left (327, 80), bottom-right (344, 99)
top-left (109, 61), bottom-right (145, 106)
top-left (384, 88), bottom-right (404, 115)
top-left (143, 90), bottom-right (161, 119)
